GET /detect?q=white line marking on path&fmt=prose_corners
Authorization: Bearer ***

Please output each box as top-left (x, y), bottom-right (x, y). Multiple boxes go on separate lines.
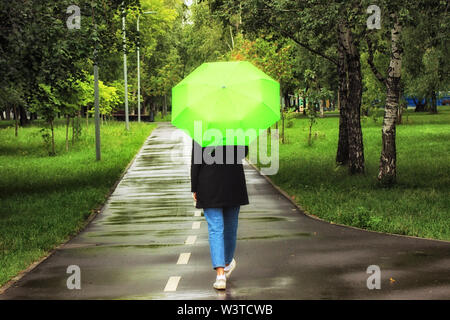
top-left (164, 276), bottom-right (181, 292)
top-left (177, 253), bottom-right (191, 265)
top-left (185, 235), bottom-right (197, 245)
top-left (192, 221), bottom-right (201, 229)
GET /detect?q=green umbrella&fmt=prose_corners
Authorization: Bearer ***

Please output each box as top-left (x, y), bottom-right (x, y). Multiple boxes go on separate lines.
top-left (171, 61), bottom-right (280, 147)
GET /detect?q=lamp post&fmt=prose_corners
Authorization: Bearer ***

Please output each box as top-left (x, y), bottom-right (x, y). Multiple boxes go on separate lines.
top-left (121, 3), bottom-right (130, 130)
top-left (90, 2), bottom-right (101, 160)
top-left (94, 49), bottom-right (101, 160)
top-left (137, 11), bottom-right (156, 123)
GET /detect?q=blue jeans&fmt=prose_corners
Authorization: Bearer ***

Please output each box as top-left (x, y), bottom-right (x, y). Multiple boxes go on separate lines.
top-left (203, 206), bottom-right (240, 269)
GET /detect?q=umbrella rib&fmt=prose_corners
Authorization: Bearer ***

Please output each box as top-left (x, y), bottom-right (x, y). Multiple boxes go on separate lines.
top-left (226, 86), bottom-right (263, 110)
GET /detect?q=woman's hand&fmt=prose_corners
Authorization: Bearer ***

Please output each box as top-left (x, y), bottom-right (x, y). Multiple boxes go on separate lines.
top-left (192, 192), bottom-right (197, 202)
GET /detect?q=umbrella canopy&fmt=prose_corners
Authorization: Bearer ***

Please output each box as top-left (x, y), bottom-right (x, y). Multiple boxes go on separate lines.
top-left (171, 61), bottom-right (280, 147)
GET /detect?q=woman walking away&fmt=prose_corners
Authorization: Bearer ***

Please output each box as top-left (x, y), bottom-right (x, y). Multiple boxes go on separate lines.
top-left (191, 140), bottom-right (249, 290)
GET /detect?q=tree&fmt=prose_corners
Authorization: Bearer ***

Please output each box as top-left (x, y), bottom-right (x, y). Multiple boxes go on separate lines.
top-left (366, 1), bottom-right (448, 185)
top-left (130, 0), bottom-right (180, 119)
top-left (57, 78), bottom-right (84, 151)
top-left (402, 3), bottom-right (450, 114)
top-left (228, 33), bottom-right (297, 143)
top-left (0, 0), bottom-right (143, 156)
top-left (30, 84), bottom-right (61, 155)
top-left (209, 0), bottom-right (366, 174)
top-left (0, 86), bottom-right (25, 137)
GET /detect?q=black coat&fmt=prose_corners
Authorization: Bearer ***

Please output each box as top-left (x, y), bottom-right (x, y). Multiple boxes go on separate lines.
top-left (190, 140), bottom-right (249, 209)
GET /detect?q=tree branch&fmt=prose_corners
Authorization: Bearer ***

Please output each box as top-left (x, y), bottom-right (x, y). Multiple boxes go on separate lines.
top-left (255, 0), bottom-right (337, 65)
top-left (366, 37), bottom-right (386, 85)
top-left (266, 21), bottom-right (338, 66)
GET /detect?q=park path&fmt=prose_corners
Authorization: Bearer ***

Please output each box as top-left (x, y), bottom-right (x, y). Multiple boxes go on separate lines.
top-left (1, 122), bottom-right (449, 299)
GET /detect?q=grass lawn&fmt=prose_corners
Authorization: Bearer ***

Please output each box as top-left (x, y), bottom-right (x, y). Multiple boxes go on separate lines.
top-left (256, 106), bottom-right (450, 241)
top-left (0, 118), bottom-right (157, 287)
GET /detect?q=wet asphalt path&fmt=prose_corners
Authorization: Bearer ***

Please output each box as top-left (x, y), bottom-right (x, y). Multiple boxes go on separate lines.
top-left (1, 122), bottom-right (449, 300)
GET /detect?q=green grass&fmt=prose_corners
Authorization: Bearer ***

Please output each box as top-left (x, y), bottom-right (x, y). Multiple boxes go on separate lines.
top-left (153, 112), bottom-right (171, 122)
top-left (258, 107), bottom-right (450, 241)
top-left (0, 119), bottom-right (157, 287)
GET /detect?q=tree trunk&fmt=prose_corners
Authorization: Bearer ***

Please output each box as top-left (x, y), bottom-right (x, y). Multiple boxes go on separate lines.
top-left (163, 94), bottom-right (167, 119)
top-left (308, 120), bottom-right (313, 146)
top-left (19, 105), bottom-right (29, 126)
top-left (397, 103), bottom-right (403, 124)
top-left (150, 100), bottom-right (156, 122)
top-left (13, 105), bottom-right (18, 137)
top-left (86, 107), bottom-right (89, 128)
top-left (430, 90), bottom-right (437, 113)
top-left (414, 98), bottom-right (427, 112)
top-left (336, 26), bottom-right (349, 166)
top-left (378, 16), bottom-right (402, 185)
top-left (5, 107), bottom-right (11, 120)
top-left (337, 22), bottom-right (365, 174)
top-left (280, 90), bottom-right (285, 143)
top-left (284, 93), bottom-right (290, 111)
top-left (65, 115), bottom-right (70, 151)
top-left (302, 91), bottom-right (307, 115)
top-left (50, 118), bottom-right (56, 156)
top-left (71, 116), bottom-right (75, 145)
top-left (346, 51), bottom-right (365, 174)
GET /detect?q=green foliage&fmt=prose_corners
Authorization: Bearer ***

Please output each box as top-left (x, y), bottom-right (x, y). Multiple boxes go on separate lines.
top-left (137, 0), bottom-right (184, 103)
top-left (31, 84), bottom-right (61, 123)
top-left (229, 33), bottom-right (298, 90)
top-left (361, 50), bottom-right (388, 110)
top-left (0, 87), bottom-right (25, 110)
top-left (39, 128), bottom-right (53, 155)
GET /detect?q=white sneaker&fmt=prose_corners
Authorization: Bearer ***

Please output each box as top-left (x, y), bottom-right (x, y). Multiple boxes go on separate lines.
top-left (213, 275), bottom-right (226, 290)
top-left (224, 259), bottom-right (236, 279)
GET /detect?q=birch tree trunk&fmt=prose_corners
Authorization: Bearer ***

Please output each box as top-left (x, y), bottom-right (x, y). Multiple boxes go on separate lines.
top-left (378, 16), bottom-right (402, 185)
